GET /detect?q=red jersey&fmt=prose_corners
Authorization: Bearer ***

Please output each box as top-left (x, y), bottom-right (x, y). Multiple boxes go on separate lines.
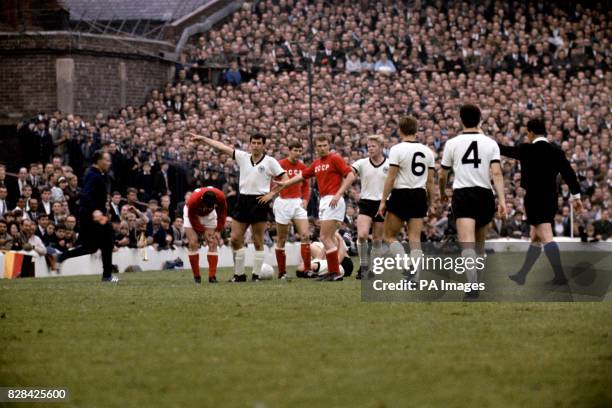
top-left (278, 158), bottom-right (310, 200)
top-left (301, 153), bottom-right (352, 197)
top-left (186, 187), bottom-right (227, 233)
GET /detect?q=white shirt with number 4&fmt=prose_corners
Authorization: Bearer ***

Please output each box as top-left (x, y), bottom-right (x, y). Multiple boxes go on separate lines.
top-left (233, 150), bottom-right (285, 195)
top-left (388, 141), bottom-right (435, 189)
top-left (440, 132), bottom-right (500, 190)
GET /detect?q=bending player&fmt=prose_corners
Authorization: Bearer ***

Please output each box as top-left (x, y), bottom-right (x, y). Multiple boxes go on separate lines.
top-left (377, 116), bottom-right (435, 279)
top-left (190, 132), bottom-right (287, 282)
top-left (266, 141), bottom-right (313, 279)
top-left (275, 135), bottom-right (355, 281)
top-left (352, 134), bottom-right (389, 279)
top-left (438, 104), bottom-right (507, 298)
top-left (295, 232), bottom-right (354, 278)
top-left (184, 186), bottom-right (227, 284)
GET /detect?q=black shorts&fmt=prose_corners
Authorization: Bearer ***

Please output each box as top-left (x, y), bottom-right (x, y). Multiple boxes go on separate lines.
top-left (452, 187), bottom-right (495, 228)
top-left (358, 199), bottom-right (384, 222)
top-left (524, 194), bottom-right (556, 226)
top-left (232, 194), bottom-right (270, 224)
top-left (386, 188), bottom-right (428, 221)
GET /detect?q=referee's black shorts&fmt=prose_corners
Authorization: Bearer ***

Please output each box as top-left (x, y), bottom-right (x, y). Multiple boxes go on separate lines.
top-left (387, 188), bottom-right (428, 221)
top-left (524, 194), bottom-right (557, 226)
top-left (232, 194), bottom-right (270, 224)
top-left (452, 187), bottom-right (495, 228)
top-left (358, 199), bottom-right (384, 222)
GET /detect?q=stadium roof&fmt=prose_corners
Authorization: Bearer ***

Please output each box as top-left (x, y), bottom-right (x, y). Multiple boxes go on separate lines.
top-left (59, 0), bottom-right (215, 22)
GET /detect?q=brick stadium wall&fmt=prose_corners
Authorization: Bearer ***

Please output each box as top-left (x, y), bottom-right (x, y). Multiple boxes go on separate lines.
top-left (0, 32), bottom-right (174, 123)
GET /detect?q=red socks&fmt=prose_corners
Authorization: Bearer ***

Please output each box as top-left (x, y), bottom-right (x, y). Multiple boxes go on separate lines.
top-left (188, 253), bottom-right (200, 279)
top-left (326, 248), bottom-right (340, 276)
top-left (301, 243), bottom-right (311, 270)
top-left (275, 248), bottom-right (286, 278)
top-left (207, 253), bottom-right (218, 278)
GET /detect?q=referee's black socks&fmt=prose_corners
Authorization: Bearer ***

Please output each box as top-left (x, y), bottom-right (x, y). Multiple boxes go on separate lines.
top-left (543, 242), bottom-right (566, 281)
top-left (517, 244), bottom-right (542, 277)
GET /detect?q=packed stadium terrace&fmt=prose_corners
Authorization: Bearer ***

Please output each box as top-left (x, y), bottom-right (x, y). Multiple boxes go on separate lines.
top-left (2, 0), bottom-right (611, 261)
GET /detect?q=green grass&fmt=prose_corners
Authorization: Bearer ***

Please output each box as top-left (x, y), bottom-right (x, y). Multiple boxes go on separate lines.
top-left (0, 266), bottom-right (611, 408)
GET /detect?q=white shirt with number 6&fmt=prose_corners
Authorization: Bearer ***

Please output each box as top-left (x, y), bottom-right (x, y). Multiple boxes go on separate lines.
top-left (388, 141), bottom-right (435, 189)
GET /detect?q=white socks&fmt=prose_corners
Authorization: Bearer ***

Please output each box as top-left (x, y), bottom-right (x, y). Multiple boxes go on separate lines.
top-left (252, 250), bottom-right (265, 277)
top-left (461, 248), bottom-right (478, 284)
top-left (233, 247), bottom-right (246, 276)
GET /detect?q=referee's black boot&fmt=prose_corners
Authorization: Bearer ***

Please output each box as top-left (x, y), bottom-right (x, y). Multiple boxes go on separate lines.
top-left (508, 273), bottom-right (526, 285)
top-left (194, 276), bottom-right (202, 284)
top-left (208, 276), bottom-right (218, 283)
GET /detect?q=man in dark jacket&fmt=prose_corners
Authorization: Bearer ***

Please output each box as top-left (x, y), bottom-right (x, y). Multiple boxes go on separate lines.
top-left (498, 118), bottom-right (582, 285)
top-left (58, 150), bottom-right (117, 282)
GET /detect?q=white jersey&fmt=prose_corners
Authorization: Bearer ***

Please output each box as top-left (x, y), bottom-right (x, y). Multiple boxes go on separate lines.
top-left (440, 132), bottom-right (500, 190)
top-left (388, 141), bottom-right (435, 189)
top-left (233, 150), bottom-right (285, 195)
top-left (352, 157), bottom-right (390, 200)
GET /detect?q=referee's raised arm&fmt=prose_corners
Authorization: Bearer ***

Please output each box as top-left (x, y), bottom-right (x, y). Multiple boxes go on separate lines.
top-left (189, 132), bottom-right (234, 157)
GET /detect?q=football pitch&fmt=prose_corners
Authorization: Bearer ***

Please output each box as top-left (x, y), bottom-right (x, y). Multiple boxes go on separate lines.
top-left (1, 263), bottom-right (610, 408)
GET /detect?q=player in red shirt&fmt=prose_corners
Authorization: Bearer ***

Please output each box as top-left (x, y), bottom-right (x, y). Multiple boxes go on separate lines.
top-left (274, 135), bottom-right (355, 281)
top-left (183, 187), bottom-right (227, 283)
top-left (262, 141), bottom-right (312, 279)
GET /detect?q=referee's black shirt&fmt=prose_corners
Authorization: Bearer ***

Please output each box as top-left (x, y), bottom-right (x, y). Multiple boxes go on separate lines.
top-left (79, 165), bottom-right (109, 226)
top-left (498, 138), bottom-right (580, 202)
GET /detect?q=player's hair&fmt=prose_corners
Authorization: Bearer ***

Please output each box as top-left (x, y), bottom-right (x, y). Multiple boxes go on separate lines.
top-left (367, 134), bottom-right (385, 145)
top-left (202, 190), bottom-right (217, 207)
top-left (527, 118), bottom-right (546, 135)
top-left (314, 135), bottom-right (329, 144)
top-left (399, 116), bottom-right (418, 135)
top-left (127, 187), bottom-right (138, 195)
top-left (112, 191), bottom-right (121, 197)
top-left (459, 104), bottom-right (481, 127)
top-left (289, 141), bottom-right (302, 150)
top-left (250, 133), bottom-right (267, 144)
top-left (91, 149), bottom-right (106, 165)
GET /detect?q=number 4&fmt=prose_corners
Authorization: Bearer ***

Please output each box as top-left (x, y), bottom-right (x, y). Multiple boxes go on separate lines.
top-left (461, 141), bottom-right (481, 168)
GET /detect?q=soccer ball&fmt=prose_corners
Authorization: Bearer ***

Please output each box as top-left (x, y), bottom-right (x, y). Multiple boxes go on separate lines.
top-left (258, 263), bottom-right (274, 280)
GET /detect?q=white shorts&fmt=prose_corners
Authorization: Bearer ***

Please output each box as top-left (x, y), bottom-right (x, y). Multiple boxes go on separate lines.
top-left (183, 205), bottom-right (217, 230)
top-left (273, 198), bottom-right (308, 225)
top-left (319, 195), bottom-right (346, 222)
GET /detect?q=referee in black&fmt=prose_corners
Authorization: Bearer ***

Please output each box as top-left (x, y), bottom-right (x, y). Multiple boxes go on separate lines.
top-left (58, 150), bottom-right (117, 282)
top-left (498, 118), bottom-right (582, 285)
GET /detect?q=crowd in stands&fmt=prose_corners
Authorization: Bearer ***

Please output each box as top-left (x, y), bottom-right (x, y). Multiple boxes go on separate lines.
top-left (2, 0), bottom-right (611, 266)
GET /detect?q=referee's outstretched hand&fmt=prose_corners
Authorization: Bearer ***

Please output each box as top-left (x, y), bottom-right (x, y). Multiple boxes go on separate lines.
top-left (571, 198), bottom-right (583, 213)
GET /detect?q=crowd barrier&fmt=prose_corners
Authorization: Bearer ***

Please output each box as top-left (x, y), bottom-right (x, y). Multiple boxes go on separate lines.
top-left (1, 238), bottom-right (609, 279)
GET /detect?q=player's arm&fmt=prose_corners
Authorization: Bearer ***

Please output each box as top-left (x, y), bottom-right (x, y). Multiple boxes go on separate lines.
top-left (301, 172), bottom-right (311, 208)
top-left (213, 188), bottom-right (228, 231)
top-left (426, 168), bottom-right (435, 207)
top-left (490, 162), bottom-right (507, 219)
top-left (275, 163), bottom-right (310, 190)
top-left (259, 172), bottom-right (290, 204)
top-left (439, 143), bottom-right (453, 204)
top-left (186, 194), bottom-right (205, 232)
top-left (189, 132), bottom-right (234, 156)
top-left (558, 150), bottom-right (583, 212)
top-left (377, 165), bottom-right (398, 217)
top-left (331, 165), bottom-right (356, 208)
top-left (438, 167), bottom-right (449, 203)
